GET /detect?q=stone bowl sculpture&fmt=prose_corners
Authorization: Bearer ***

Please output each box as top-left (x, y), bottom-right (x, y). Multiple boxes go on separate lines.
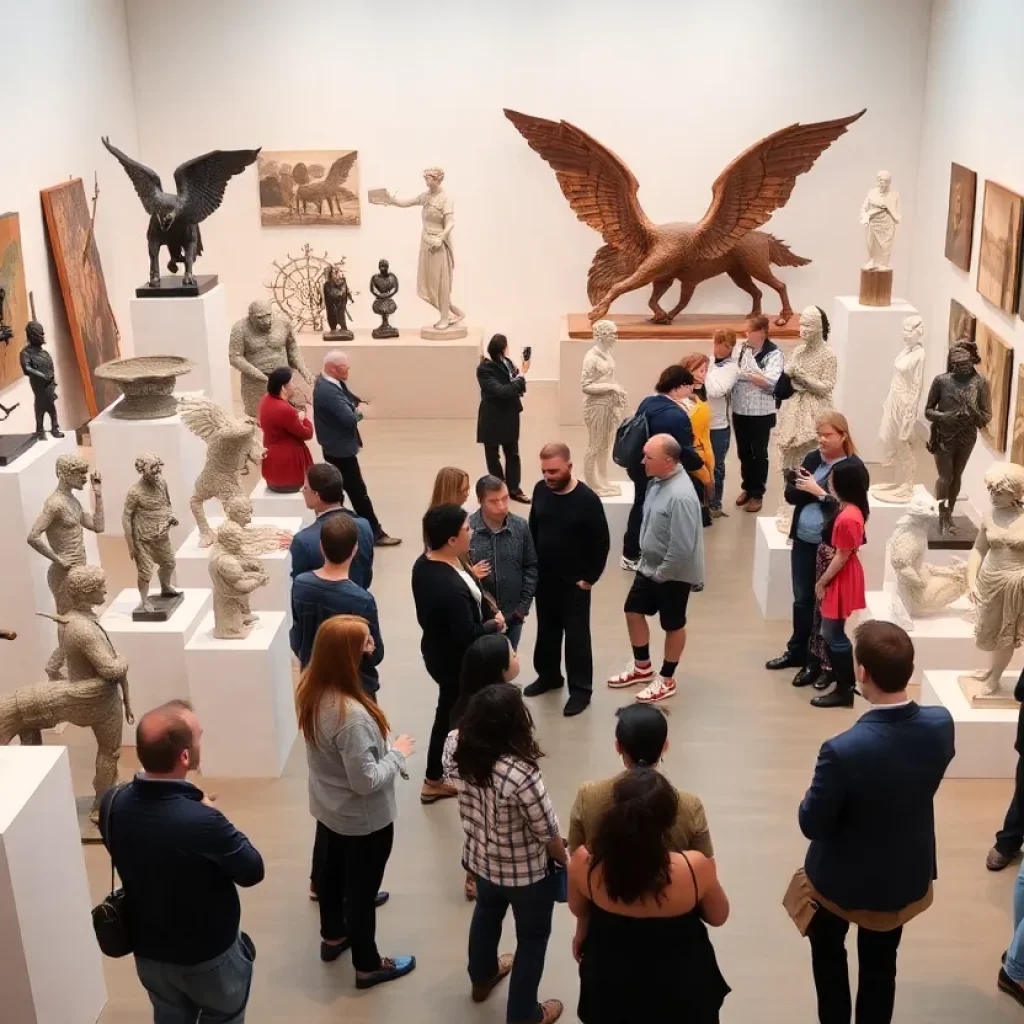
top-left (94, 356), bottom-right (195, 419)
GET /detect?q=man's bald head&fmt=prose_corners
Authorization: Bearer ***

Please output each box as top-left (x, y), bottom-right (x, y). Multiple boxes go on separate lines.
top-left (136, 700), bottom-right (200, 775)
top-left (642, 433), bottom-right (682, 479)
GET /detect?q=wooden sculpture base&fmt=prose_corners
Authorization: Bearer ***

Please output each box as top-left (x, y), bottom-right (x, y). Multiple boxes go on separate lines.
top-left (565, 311), bottom-right (801, 340)
top-left (859, 268), bottom-right (893, 307)
top-left (958, 673), bottom-right (1022, 710)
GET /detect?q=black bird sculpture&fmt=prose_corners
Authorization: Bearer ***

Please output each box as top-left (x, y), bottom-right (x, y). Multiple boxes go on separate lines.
top-left (102, 137), bottom-right (260, 288)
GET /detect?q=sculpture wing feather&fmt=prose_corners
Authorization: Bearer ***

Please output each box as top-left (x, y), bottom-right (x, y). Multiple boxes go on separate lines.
top-left (101, 136), bottom-right (164, 217)
top-left (503, 109), bottom-right (653, 260)
top-left (692, 110), bottom-right (866, 262)
top-left (174, 148), bottom-right (262, 224)
top-left (178, 395), bottom-right (233, 440)
top-left (326, 151), bottom-right (358, 184)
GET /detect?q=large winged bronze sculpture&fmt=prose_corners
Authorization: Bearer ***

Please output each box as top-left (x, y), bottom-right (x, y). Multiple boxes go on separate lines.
top-left (102, 137), bottom-right (260, 288)
top-left (504, 109), bottom-right (865, 325)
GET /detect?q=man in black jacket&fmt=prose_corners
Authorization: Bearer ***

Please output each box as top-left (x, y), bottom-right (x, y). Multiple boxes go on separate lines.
top-left (476, 334), bottom-right (531, 503)
top-left (99, 700), bottom-right (264, 1023)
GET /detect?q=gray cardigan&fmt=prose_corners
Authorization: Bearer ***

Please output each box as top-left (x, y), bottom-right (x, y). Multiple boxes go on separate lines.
top-left (306, 698), bottom-right (406, 836)
top-left (468, 509), bottom-right (538, 618)
top-left (638, 467), bottom-right (705, 586)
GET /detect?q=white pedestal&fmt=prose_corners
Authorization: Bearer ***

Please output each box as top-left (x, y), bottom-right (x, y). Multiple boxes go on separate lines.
top-left (175, 518), bottom-right (300, 615)
top-left (753, 516), bottom-right (792, 619)
top-left (185, 611), bottom-right (297, 777)
top-left (90, 396), bottom-right (206, 547)
top-left (600, 481), bottom-right (634, 551)
top-left (249, 479), bottom-right (315, 526)
top-left (130, 285), bottom-right (232, 409)
top-left (0, 435), bottom-right (100, 693)
top-left (831, 296), bottom-right (918, 465)
top-left (0, 747), bottom-right (106, 1023)
top-left (921, 671), bottom-right (1019, 778)
top-left (100, 588), bottom-right (213, 743)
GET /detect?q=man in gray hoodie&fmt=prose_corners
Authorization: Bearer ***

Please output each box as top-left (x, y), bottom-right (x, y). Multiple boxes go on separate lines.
top-left (607, 434), bottom-right (704, 704)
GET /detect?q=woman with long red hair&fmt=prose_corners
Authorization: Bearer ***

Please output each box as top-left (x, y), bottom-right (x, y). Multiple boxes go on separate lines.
top-left (296, 615), bottom-right (417, 988)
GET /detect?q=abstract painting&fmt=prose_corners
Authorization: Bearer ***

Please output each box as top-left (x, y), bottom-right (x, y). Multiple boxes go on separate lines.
top-left (948, 298), bottom-right (977, 348)
top-left (976, 320), bottom-right (1013, 452)
top-left (0, 213), bottom-right (29, 391)
top-left (258, 150), bottom-right (360, 226)
top-left (40, 178), bottom-right (121, 417)
top-left (944, 163), bottom-right (976, 272)
top-left (977, 180), bottom-right (1024, 314)
top-left (1011, 365), bottom-right (1024, 466)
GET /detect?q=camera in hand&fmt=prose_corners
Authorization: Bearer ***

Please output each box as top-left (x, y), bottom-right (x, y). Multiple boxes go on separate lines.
top-left (522, 346), bottom-right (532, 361)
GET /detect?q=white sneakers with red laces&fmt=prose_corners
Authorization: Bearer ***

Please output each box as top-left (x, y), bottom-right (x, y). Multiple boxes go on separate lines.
top-left (607, 662), bottom-right (654, 689)
top-left (635, 677), bottom-right (677, 703)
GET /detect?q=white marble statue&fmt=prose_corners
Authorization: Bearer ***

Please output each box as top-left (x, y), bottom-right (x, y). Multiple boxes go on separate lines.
top-left (860, 170), bottom-right (901, 271)
top-left (871, 315), bottom-right (927, 503)
top-left (580, 320), bottom-right (628, 497)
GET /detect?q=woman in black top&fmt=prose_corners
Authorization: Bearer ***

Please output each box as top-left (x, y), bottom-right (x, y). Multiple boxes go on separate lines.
top-left (476, 334), bottom-right (531, 503)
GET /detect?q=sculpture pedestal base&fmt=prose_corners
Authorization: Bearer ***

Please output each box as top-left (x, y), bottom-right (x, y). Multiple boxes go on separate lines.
top-left (858, 268), bottom-right (893, 306)
top-left (250, 479), bottom-right (315, 525)
top-left (421, 324), bottom-right (468, 340)
top-left (372, 326), bottom-right (399, 339)
top-left (135, 274), bottom-right (219, 298)
top-left (927, 515), bottom-right (978, 551)
top-left (0, 433), bottom-right (37, 466)
top-left (323, 329), bottom-right (353, 341)
top-left (564, 312), bottom-right (802, 340)
top-left (958, 673), bottom-right (1021, 710)
top-left (131, 591), bottom-right (186, 622)
top-left (753, 516), bottom-right (792, 620)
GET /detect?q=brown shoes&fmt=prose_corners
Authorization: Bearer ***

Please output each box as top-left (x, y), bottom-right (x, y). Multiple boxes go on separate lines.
top-left (472, 953), bottom-right (514, 1002)
top-left (420, 779), bottom-right (457, 804)
top-left (745, 498), bottom-right (763, 512)
top-left (510, 1000), bottom-right (563, 1024)
top-left (735, 491), bottom-right (748, 506)
top-left (987, 846), bottom-right (1015, 871)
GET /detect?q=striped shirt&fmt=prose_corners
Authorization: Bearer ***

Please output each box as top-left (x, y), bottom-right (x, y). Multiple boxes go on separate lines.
top-left (442, 730), bottom-right (560, 886)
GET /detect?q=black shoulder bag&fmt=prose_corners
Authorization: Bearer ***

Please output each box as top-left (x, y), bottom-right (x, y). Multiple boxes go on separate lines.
top-left (92, 785), bottom-right (133, 958)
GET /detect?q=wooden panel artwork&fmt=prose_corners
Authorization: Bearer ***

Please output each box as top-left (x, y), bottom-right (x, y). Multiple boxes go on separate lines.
top-left (0, 213), bottom-right (29, 391)
top-left (40, 178), bottom-right (120, 416)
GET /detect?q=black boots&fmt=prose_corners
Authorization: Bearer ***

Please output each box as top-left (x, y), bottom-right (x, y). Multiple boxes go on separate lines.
top-left (791, 660), bottom-right (821, 687)
top-left (811, 647), bottom-right (855, 708)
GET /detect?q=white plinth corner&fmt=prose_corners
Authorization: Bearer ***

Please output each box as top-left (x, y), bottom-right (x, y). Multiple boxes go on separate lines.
top-left (753, 516), bottom-right (792, 619)
top-left (249, 479), bottom-right (315, 525)
top-left (599, 480), bottom-right (634, 548)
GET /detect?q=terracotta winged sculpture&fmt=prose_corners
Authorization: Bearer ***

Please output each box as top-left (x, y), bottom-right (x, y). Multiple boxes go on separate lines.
top-left (208, 521), bottom-right (269, 640)
top-left (179, 395), bottom-right (265, 547)
top-left (581, 320), bottom-right (628, 496)
top-left (504, 108), bottom-right (864, 324)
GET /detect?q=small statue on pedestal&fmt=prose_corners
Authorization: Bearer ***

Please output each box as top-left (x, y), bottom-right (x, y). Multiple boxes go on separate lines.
top-left (323, 264), bottom-right (355, 341)
top-left (861, 171), bottom-right (901, 271)
top-left (19, 298), bottom-right (63, 441)
top-left (370, 259), bottom-right (400, 338)
top-left (581, 320), bottom-right (628, 496)
top-left (208, 521), bottom-right (269, 640)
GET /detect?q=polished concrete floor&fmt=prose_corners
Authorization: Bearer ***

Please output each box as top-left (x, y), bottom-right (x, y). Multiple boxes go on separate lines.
top-left (58, 384), bottom-right (1023, 1022)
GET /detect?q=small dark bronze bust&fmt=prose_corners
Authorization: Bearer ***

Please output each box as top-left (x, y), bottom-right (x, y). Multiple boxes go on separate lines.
top-left (20, 319), bottom-right (63, 440)
top-left (322, 264), bottom-right (354, 341)
top-left (370, 259), bottom-right (399, 339)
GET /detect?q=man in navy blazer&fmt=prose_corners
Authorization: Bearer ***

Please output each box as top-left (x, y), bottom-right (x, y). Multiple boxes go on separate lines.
top-left (799, 620), bottom-right (954, 1024)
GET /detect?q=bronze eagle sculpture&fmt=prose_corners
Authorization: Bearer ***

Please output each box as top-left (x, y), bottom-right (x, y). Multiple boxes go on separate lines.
top-left (102, 137), bottom-right (260, 288)
top-left (504, 109), bottom-right (865, 325)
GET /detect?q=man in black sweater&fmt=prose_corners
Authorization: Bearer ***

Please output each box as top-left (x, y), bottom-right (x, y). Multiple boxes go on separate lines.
top-left (99, 700), bottom-right (264, 1022)
top-left (525, 442), bottom-right (610, 716)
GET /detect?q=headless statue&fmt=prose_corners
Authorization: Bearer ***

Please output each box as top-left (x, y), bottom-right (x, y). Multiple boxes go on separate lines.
top-left (581, 320), bottom-right (628, 496)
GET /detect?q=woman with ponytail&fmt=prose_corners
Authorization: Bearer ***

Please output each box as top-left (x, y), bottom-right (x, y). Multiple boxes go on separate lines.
top-left (569, 768), bottom-right (730, 1022)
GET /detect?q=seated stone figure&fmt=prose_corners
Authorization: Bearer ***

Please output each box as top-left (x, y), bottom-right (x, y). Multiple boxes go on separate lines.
top-left (208, 520), bottom-right (269, 640)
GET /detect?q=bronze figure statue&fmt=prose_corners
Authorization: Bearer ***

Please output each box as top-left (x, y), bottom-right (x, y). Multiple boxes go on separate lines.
top-left (323, 264), bottom-right (355, 340)
top-left (504, 108), bottom-right (865, 324)
top-left (371, 259), bottom-right (400, 339)
top-left (20, 296), bottom-right (62, 440)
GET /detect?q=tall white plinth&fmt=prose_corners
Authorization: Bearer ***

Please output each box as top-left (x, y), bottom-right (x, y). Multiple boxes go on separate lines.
top-left (921, 671), bottom-right (1018, 778)
top-left (831, 296), bottom-right (918, 465)
top-left (753, 517), bottom-right (792, 619)
top-left (90, 396), bottom-right (206, 548)
top-left (601, 481), bottom-right (634, 555)
top-left (0, 747), bottom-right (106, 1023)
top-left (185, 611), bottom-right (297, 778)
top-left (100, 588), bottom-right (213, 744)
top-left (0, 435), bottom-right (100, 693)
top-left (249, 479), bottom-right (315, 525)
top-left (130, 286), bottom-right (232, 409)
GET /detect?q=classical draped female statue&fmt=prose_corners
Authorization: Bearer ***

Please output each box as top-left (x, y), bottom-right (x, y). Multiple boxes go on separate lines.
top-left (861, 170), bottom-right (901, 271)
top-left (580, 319), bottom-right (628, 496)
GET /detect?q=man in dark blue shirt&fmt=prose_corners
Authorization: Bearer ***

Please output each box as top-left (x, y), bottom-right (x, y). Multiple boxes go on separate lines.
top-left (99, 700), bottom-right (264, 1022)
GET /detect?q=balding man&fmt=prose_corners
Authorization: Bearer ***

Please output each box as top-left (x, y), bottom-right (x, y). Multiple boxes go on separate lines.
top-left (99, 700), bottom-right (263, 1023)
top-left (312, 350), bottom-right (400, 546)
top-left (608, 433), bottom-right (705, 704)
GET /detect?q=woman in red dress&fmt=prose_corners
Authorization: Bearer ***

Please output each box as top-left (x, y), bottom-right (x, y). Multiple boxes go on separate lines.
top-left (258, 366), bottom-right (313, 493)
top-left (811, 459), bottom-right (869, 708)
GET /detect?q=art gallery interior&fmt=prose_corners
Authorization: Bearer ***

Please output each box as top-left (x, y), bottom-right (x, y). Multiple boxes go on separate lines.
top-left (6, 0), bottom-right (1024, 1021)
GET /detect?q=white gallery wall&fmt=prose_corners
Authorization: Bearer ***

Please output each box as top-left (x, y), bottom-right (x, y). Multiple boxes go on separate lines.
top-left (124, 0), bottom-right (931, 379)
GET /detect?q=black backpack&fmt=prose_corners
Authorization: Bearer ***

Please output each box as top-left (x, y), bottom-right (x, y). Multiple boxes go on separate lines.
top-left (612, 408), bottom-right (649, 469)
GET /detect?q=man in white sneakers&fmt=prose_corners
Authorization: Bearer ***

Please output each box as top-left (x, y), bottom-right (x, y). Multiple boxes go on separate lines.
top-left (608, 434), bottom-right (705, 703)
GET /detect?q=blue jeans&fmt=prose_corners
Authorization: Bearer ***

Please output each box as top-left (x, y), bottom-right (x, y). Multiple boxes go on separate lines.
top-left (787, 539), bottom-right (819, 661)
top-left (135, 934), bottom-right (254, 1024)
top-left (820, 616), bottom-right (852, 653)
top-left (710, 426), bottom-right (731, 509)
top-left (469, 874), bottom-right (555, 1023)
top-left (1007, 860), bottom-right (1024, 982)
top-left (505, 617), bottom-right (524, 651)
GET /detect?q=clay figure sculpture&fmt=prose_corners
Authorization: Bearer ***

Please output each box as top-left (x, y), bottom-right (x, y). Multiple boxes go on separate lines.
top-left (925, 342), bottom-right (992, 535)
top-left (0, 566), bottom-right (132, 822)
top-left (27, 455), bottom-right (104, 680)
top-left (222, 494), bottom-right (292, 555)
top-left (871, 316), bottom-right (927, 503)
top-left (370, 260), bottom-right (400, 338)
top-left (179, 395), bottom-right (265, 547)
top-left (208, 520), bottom-right (269, 640)
top-left (323, 264), bottom-right (355, 340)
top-left (504, 108), bottom-right (864, 324)
top-left (861, 171), bottom-right (901, 271)
top-left (229, 300), bottom-right (315, 418)
top-left (581, 320), bottom-right (629, 496)
top-left (19, 307), bottom-right (63, 440)
top-left (123, 454), bottom-right (183, 620)
top-left (774, 305), bottom-right (837, 532)
top-left (103, 137), bottom-right (260, 288)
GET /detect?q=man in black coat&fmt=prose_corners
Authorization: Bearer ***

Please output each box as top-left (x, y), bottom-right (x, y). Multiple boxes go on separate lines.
top-left (476, 334), bottom-right (531, 503)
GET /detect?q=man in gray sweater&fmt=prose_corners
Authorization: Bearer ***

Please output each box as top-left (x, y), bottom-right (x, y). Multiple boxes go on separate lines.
top-left (607, 434), bottom-right (705, 704)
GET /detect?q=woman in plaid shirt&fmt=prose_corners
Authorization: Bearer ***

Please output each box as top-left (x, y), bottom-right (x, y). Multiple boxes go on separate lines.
top-left (444, 685), bottom-right (568, 1024)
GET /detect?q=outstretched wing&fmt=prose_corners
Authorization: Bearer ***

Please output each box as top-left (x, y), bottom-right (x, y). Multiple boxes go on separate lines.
top-left (692, 110), bottom-right (866, 262)
top-left (326, 151), bottom-right (358, 184)
top-left (101, 136), bottom-right (164, 216)
top-left (504, 109), bottom-right (654, 260)
top-left (174, 148), bottom-right (261, 224)
top-left (178, 395), bottom-right (233, 440)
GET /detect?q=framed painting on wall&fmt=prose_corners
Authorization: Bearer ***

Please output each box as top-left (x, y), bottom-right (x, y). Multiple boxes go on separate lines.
top-left (258, 151), bottom-right (360, 226)
top-left (976, 320), bottom-right (1013, 451)
top-left (1011, 365), bottom-right (1024, 466)
top-left (944, 162), bottom-right (977, 272)
top-left (0, 213), bottom-right (29, 391)
top-left (977, 180), bottom-right (1024, 314)
top-left (948, 297), bottom-right (977, 348)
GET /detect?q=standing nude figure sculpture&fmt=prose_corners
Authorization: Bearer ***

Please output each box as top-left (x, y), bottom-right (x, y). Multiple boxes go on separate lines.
top-left (580, 319), bottom-right (628, 496)
top-left (208, 521), bottom-right (270, 640)
top-left (27, 455), bottom-right (104, 680)
top-left (861, 171), bottom-right (901, 271)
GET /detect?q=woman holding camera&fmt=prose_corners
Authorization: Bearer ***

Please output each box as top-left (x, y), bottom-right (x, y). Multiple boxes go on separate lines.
top-left (477, 334), bottom-right (531, 504)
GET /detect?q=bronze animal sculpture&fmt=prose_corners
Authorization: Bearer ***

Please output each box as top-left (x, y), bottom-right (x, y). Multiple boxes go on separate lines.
top-left (504, 109), bottom-right (865, 325)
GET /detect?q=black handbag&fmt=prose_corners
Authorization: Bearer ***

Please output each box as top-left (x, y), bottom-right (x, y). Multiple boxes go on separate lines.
top-left (92, 785), bottom-right (133, 958)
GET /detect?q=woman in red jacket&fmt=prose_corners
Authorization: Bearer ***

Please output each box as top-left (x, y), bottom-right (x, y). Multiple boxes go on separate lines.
top-left (259, 366), bottom-right (313, 492)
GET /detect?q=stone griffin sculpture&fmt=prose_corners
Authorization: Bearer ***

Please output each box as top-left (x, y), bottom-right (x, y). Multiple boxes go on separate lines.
top-left (504, 108), bottom-right (864, 324)
top-left (222, 494), bottom-right (292, 555)
top-left (179, 395), bottom-right (265, 547)
top-left (0, 566), bottom-right (132, 822)
top-left (581, 320), bottom-right (628, 496)
top-left (208, 521), bottom-right (269, 640)
top-left (101, 137), bottom-right (260, 287)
